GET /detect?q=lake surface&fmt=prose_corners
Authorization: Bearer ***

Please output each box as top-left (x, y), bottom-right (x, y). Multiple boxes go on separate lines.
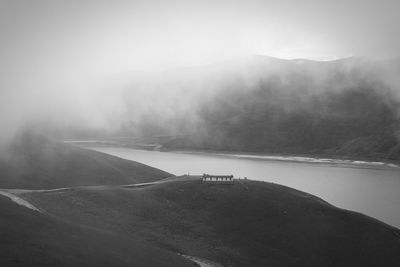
top-left (87, 145), bottom-right (400, 228)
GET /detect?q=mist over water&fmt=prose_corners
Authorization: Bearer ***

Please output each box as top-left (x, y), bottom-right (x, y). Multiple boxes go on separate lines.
top-left (1, 0), bottom-right (400, 147)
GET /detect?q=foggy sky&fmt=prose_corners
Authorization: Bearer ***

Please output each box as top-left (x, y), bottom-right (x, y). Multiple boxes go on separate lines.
top-left (0, 0), bottom-right (400, 141)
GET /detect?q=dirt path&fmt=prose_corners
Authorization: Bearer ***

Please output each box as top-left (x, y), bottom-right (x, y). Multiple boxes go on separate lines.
top-left (180, 254), bottom-right (224, 267)
top-left (0, 175), bottom-right (199, 212)
top-left (0, 190), bottom-right (41, 212)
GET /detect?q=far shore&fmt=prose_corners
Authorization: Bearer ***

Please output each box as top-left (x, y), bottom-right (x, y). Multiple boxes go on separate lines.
top-left (64, 140), bottom-right (400, 170)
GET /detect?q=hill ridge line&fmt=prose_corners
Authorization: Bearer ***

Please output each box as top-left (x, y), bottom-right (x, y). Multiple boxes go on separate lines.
top-left (0, 175), bottom-right (198, 212)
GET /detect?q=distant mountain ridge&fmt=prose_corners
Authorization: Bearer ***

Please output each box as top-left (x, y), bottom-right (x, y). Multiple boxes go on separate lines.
top-left (115, 56), bottom-right (400, 161)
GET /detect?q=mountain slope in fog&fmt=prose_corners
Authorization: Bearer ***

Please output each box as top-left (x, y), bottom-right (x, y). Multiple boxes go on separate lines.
top-left (23, 179), bottom-right (400, 267)
top-left (119, 56), bottom-right (400, 161)
top-left (0, 132), bottom-right (171, 189)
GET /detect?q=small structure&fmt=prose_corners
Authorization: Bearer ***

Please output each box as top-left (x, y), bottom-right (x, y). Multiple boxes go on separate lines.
top-left (201, 174), bottom-right (234, 184)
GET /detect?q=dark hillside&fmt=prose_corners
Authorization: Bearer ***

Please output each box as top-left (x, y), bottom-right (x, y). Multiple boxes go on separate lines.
top-left (0, 195), bottom-right (192, 267)
top-left (24, 179), bottom-right (400, 267)
top-left (0, 132), bottom-right (171, 189)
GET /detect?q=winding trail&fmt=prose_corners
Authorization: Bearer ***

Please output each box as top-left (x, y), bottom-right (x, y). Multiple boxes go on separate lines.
top-left (0, 175), bottom-right (199, 213)
top-left (181, 254), bottom-right (224, 267)
top-left (0, 190), bottom-right (41, 212)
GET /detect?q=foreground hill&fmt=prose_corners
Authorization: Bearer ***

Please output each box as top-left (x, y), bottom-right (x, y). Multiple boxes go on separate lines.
top-left (0, 195), bottom-right (192, 267)
top-left (0, 132), bottom-right (171, 189)
top-left (23, 178), bottom-right (400, 267)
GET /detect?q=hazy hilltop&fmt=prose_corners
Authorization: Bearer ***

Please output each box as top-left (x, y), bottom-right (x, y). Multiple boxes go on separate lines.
top-left (115, 56), bottom-right (400, 161)
top-left (0, 132), bottom-right (171, 189)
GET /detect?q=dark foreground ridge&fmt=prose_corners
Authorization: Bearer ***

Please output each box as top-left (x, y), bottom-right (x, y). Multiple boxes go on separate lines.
top-left (0, 194), bottom-right (193, 267)
top-left (19, 178), bottom-right (400, 267)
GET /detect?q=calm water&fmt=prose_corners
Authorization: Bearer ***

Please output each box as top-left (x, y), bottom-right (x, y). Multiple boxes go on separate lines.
top-left (88, 146), bottom-right (400, 228)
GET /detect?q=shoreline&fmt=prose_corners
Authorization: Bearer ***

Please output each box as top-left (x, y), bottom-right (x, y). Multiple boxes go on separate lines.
top-left (65, 140), bottom-right (400, 170)
top-left (175, 150), bottom-right (400, 169)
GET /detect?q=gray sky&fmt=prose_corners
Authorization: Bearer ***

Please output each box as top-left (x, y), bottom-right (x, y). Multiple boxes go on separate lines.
top-left (0, 0), bottom-right (399, 139)
top-left (1, 0), bottom-right (399, 75)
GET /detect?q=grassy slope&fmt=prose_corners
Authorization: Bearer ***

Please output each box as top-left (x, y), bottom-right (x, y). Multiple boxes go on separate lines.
top-left (24, 179), bottom-right (400, 267)
top-left (0, 195), bottom-right (193, 267)
top-left (0, 133), bottom-right (172, 189)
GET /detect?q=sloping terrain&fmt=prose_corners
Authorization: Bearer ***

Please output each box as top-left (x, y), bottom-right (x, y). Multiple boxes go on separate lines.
top-left (22, 179), bottom-right (400, 267)
top-left (0, 132), bottom-right (172, 189)
top-left (0, 195), bottom-right (193, 267)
